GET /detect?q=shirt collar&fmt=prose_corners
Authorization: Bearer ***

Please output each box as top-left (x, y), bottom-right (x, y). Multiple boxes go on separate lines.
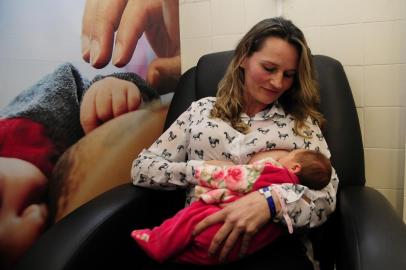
top-left (241, 101), bottom-right (286, 121)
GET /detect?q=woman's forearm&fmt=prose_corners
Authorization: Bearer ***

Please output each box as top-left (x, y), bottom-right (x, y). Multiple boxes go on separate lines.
top-left (131, 148), bottom-right (203, 189)
top-left (269, 168), bottom-right (338, 229)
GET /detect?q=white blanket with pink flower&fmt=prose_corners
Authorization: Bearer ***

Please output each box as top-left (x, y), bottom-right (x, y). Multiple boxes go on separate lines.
top-left (193, 158), bottom-right (283, 204)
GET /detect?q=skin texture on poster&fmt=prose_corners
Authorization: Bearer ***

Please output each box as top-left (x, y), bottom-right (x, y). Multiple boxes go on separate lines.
top-left (50, 104), bottom-right (169, 222)
top-left (0, 0), bottom-right (180, 269)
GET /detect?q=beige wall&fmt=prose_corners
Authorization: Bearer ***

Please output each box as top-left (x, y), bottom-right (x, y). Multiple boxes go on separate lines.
top-left (180, 0), bottom-right (279, 72)
top-left (179, 0), bottom-right (406, 218)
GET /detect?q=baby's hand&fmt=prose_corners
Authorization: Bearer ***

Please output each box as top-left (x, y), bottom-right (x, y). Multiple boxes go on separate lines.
top-left (80, 77), bottom-right (142, 134)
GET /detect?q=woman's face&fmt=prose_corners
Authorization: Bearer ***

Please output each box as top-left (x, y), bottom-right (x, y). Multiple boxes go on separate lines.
top-left (241, 37), bottom-right (299, 115)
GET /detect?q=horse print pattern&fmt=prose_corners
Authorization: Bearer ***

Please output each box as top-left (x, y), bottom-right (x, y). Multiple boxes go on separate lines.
top-left (131, 97), bottom-right (339, 228)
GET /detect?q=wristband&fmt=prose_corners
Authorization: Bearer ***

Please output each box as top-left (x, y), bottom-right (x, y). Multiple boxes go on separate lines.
top-left (259, 187), bottom-right (276, 218)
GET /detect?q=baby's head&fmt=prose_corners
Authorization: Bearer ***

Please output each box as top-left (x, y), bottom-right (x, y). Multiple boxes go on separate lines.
top-left (278, 149), bottom-right (332, 190)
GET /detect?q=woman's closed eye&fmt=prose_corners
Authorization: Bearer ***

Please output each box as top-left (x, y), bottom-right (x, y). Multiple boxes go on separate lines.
top-left (263, 65), bottom-right (277, 73)
top-left (283, 71), bottom-right (296, 78)
top-left (262, 65), bottom-right (296, 78)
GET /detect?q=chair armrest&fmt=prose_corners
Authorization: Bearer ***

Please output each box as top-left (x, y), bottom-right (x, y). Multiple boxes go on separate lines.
top-left (16, 182), bottom-right (332, 270)
top-left (15, 183), bottom-right (185, 270)
top-left (337, 186), bottom-right (406, 270)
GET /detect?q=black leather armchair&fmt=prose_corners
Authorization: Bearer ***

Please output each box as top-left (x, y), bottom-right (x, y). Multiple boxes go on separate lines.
top-left (15, 52), bottom-right (406, 270)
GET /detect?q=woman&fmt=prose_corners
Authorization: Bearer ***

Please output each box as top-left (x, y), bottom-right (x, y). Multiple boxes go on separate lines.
top-left (131, 17), bottom-right (338, 263)
top-left (131, 149), bottom-right (332, 264)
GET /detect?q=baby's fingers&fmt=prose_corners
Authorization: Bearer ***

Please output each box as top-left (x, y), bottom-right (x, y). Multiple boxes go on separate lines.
top-left (95, 87), bottom-right (113, 123)
top-left (111, 82), bottom-right (141, 117)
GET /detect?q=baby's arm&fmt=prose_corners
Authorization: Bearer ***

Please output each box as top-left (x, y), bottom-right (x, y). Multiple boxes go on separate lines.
top-left (195, 162), bottom-right (263, 194)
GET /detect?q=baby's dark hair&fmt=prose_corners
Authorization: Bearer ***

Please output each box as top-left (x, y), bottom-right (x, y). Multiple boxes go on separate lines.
top-left (295, 150), bottom-right (332, 190)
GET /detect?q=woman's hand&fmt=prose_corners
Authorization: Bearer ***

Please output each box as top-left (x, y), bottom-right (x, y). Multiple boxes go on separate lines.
top-left (193, 191), bottom-right (271, 262)
top-left (80, 77), bottom-right (141, 134)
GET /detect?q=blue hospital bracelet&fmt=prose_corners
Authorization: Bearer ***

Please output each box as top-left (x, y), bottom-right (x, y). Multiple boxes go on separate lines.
top-left (259, 187), bottom-right (276, 218)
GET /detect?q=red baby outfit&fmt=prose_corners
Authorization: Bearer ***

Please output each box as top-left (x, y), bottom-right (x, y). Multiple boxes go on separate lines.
top-left (132, 160), bottom-right (299, 264)
top-left (0, 118), bottom-right (56, 177)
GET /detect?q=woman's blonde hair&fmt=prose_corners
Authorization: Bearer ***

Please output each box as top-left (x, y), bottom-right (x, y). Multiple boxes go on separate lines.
top-left (210, 17), bottom-right (325, 136)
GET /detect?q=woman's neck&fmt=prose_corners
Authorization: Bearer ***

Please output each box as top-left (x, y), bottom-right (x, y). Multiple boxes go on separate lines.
top-left (242, 93), bottom-right (268, 117)
top-left (243, 102), bottom-right (270, 117)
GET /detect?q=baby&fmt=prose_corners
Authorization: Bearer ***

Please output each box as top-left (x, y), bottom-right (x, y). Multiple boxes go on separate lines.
top-left (0, 63), bottom-right (159, 269)
top-left (131, 149), bottom-right (332, 264)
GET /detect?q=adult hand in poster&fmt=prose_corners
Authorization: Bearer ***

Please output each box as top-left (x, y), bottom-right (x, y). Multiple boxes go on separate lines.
top-left (81, 0), bottom-right (181, 92)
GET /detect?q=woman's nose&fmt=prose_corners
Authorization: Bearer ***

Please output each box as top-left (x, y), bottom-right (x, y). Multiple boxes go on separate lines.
top-left (270, 72), bottom-right (283, 89)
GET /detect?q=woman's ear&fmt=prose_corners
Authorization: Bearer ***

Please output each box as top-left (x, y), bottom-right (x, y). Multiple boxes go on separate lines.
top-left (240, 58), bottom-right (247, 69)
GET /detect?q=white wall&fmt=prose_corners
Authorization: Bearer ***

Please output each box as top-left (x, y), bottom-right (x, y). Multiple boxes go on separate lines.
top-left (179, 0), bottom-right (406, 218)
top-left (404, 137), bottom-right (406, 222)
top-left (283, 0), bottom-right (405, 218)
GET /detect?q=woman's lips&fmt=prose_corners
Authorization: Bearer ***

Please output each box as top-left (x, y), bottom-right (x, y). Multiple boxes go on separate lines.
top-left (261, 86), bottom-right (279, 95)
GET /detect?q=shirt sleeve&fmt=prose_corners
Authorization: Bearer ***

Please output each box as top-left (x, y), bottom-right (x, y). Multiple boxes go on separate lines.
top-left (266, 117), bottom-right (339, 229)
top-left (131, 101), bottom-right (204, 189)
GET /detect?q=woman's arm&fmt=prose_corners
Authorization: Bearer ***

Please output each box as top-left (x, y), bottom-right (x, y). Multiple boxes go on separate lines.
top-left (131, 101), bottom-right (204, 189)
top-left (193, 191), bottom-right (273, 262)
top-left (268, 170), bottom-right (338, 228)
top-left (264, 117), bottom-right (338, 228)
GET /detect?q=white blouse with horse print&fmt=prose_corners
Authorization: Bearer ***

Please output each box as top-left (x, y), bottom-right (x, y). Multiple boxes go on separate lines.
top-left (131, 97), bottom-right (338, 229)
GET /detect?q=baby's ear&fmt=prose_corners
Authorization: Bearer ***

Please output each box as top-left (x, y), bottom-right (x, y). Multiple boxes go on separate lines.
top-left (288, 163), bottom-right (301, 174)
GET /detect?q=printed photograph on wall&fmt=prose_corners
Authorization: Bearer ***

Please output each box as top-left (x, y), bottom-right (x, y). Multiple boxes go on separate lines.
top-left (0, 1), bottom-right (180, 269)
top-left (0, 0), bottom-right (180, 106)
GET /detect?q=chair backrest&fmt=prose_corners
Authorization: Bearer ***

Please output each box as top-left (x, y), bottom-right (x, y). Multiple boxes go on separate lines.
top-left (165, 51), bottom-right (365, 187)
